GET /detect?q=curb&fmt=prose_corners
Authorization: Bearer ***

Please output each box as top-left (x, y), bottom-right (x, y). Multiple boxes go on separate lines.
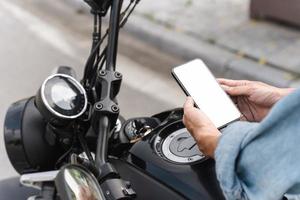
top-left (62, 0), bottom-right (300, 88)
top-left (125, 14), bottom-right (298, 88)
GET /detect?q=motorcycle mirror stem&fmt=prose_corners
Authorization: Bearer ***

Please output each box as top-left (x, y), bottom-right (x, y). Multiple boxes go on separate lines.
top-left (105, 0), bottom-right (122, 71)
top-left (93, 0), bottom-right (122, 166)
top-left (86, 0), bottom-right (136, 199)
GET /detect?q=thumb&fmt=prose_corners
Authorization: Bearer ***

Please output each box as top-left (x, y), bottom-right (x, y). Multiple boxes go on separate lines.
top-left (184, 97), bottom-right (194, 110)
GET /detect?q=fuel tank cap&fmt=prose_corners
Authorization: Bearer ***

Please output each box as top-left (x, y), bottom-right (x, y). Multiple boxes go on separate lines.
top-left (161, 128), bottom-right (205, 164)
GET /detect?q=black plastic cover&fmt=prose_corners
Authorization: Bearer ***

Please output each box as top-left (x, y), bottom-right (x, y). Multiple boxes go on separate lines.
top-left (4, 98), bottom-right (62, 174)
top-left (111, 159), bottom-right (186, 200)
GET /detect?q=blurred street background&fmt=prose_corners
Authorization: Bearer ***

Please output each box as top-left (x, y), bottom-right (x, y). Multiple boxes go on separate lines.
top-left (1, 0), bottom-right (300, 183)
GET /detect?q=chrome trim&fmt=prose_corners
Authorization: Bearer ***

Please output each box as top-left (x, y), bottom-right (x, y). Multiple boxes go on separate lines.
top-left (40, 74), bottom-right (88, 119)
top-left (161, 128), bottom-right (205, 164)
top-left (20, 170), bottom-right (59, 190)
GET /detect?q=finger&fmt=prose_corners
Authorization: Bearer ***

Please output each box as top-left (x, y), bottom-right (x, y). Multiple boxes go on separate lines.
top-left (184, 97), bottom-right (194, 110)
top-left (182, 115), bottom-right (186, 125)
top-left (183, 97), bottom-right (194, 122)
top-left (217, 78), bottom-right (249, 87)
top-left (220, 84), bottom-right (230, 92)
top-left (220, 84), bottom-right (239, 97)
top-left (225, 85), bottom-right (252, 96)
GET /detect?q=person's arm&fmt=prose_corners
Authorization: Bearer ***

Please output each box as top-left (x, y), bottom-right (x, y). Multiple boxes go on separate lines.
top-left (215, 89), bottom-right (300, 199)
top-left (184, 88), bottom-right (300, 200)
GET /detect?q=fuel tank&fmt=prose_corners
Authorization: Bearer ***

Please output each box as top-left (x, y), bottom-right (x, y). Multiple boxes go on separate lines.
top-left (115, 108), bottom-right (225, 200)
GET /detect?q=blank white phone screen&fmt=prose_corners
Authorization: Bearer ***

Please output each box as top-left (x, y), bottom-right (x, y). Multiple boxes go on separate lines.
top-left (173, 59), bottom-right (241, 128)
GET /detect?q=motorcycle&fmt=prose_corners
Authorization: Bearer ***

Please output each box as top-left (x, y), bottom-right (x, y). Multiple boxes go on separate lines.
top-left (2, 0), bottom-right (225, 199)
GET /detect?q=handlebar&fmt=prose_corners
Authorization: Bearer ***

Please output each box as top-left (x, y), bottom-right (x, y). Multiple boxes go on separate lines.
top-left (95, 116), bottom-right (110, 168)
top-left (106, 0), bottom-right (123, 71)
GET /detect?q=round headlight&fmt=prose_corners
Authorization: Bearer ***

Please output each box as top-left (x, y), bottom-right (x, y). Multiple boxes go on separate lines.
top-left (35, 74), bottom-right (88, 124)
top-left (4, 98), bottom-right (62, 174)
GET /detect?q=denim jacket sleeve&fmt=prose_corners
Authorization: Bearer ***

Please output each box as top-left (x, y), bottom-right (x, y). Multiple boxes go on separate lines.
top-left (215, 89), bottom-right (300, 200)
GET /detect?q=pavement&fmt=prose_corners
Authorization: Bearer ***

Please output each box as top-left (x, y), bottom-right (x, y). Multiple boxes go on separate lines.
top-left (0, 0), bottom-right (186, 180)
top-left (60, 0), bottom-right (300, 87)
top-left (125, 0), bottom-right (300, 87)
top-left (1, 1), bottom-right (300, 199)
top-left (68, 0), bottom-right (300, 88)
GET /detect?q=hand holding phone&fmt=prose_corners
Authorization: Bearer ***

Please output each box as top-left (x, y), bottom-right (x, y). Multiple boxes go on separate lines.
top-left (172, 59), bottom-right (241, 129)
top-left (183, 96), bottom-right (221, 157)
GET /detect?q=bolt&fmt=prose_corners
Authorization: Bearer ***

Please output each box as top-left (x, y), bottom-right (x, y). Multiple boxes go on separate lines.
top-left (188, 157), bottom-right (193, 161)
top-left (99, 70), bottom-right (107, 76)
top-left (111, 105), bottom-right (119, 112)
top-left (115, 72), bottom-right (122, 78)
top-left (95, 103), bottom-right (103, 110)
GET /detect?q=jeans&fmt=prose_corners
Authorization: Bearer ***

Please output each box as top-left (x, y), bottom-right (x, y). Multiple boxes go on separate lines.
top-left (215, 88), bottom-right (300, 200)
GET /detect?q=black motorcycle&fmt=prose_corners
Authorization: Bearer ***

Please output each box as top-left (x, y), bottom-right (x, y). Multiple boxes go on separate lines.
top-left (2, 0), bottom-right (225, 199)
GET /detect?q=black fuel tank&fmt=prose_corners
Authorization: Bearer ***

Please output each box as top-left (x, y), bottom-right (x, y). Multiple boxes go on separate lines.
top-left (120, 109), bottom-right (225, 200)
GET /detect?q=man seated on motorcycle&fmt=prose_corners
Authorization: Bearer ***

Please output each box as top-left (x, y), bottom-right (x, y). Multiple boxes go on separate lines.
top-left (183, 79), bottom-right (300, 200)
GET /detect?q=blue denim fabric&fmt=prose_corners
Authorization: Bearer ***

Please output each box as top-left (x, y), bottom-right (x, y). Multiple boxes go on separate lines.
top-left (215, 88), bottom-right (300, 200)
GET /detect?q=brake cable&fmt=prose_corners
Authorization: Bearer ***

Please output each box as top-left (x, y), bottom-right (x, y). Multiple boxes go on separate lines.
top-left (82, 0), bottom-right (140, 90)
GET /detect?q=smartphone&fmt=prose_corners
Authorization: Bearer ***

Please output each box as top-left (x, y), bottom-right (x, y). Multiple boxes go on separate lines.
top-left (172, 59), bottom-right (241, 129)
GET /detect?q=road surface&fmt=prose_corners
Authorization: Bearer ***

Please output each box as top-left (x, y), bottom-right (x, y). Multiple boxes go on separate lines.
top-left (0, 0), bottom-right (185, 180)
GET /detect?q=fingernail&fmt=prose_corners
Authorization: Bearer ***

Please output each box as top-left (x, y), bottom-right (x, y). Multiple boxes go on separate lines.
top-left (221, 85), bottom-right (229, 90)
